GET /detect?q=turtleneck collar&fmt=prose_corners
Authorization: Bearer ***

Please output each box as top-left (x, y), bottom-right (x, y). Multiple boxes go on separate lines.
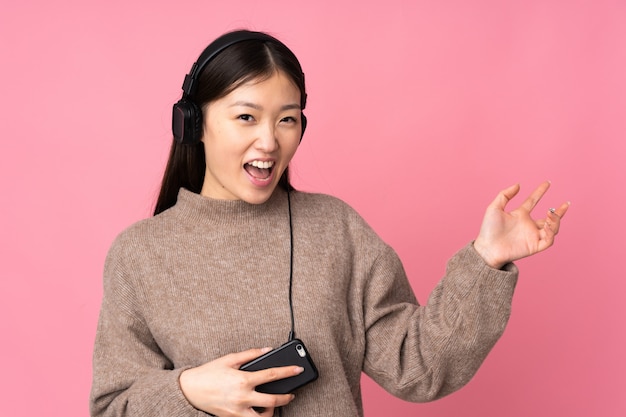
top-left (168, 187), bottom-right (290, 225)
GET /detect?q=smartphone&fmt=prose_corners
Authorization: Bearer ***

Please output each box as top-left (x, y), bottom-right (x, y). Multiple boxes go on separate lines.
top-left (240, 339), bottom-right (319, 394)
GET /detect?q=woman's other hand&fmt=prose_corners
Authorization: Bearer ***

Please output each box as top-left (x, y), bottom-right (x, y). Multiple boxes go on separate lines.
top-left (473, 181), bottom-right (570, 269)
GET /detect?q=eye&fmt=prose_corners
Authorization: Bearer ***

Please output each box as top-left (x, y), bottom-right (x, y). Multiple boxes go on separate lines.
top-left (280, 116), bottom-right (297, 123)
top-left (237, 114), bottom-right (255, 122)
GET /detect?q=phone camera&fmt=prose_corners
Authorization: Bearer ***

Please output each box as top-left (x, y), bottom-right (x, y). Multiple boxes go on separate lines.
top-left (296, 344), bottom-right (306, 357)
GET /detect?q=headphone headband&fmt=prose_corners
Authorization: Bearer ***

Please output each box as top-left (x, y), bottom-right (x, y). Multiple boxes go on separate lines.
top-left (181, 30), bottom-right (278, 97)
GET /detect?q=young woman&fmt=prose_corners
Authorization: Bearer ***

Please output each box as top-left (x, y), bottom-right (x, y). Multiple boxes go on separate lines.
top-left (90, 30), bottom-right (569, 417)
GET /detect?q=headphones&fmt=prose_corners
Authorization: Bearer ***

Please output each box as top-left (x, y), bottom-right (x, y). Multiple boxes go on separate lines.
top-left (172, 30), bottom-right (308, 145)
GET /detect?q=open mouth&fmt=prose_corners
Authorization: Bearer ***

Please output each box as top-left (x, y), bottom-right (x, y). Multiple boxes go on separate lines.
top-left (244, 160), bottom-right (275, 180)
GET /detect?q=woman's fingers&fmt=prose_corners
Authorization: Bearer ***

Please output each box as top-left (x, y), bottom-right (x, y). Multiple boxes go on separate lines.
top-left (249, 392), bottom-right (296, 410)
top-left (553, 200), bottom-right (571, 219)
top-left (246, 365), bottom-right (304, 388)
top-left (546, 201), bottom-right (571, 235)
top-left (223, 347), bottom-right (273, 368)
top-left (518, 181), bottom-right (551, 213)
top-left (491, 183), bottom-right (521, 211)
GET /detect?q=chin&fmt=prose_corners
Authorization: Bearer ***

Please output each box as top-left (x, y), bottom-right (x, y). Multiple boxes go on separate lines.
top-left (241, 188), bottom-right (276, 205)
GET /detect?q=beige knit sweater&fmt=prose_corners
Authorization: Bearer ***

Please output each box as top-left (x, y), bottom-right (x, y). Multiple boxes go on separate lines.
top-left (90, 187), bottom-right (518, 416)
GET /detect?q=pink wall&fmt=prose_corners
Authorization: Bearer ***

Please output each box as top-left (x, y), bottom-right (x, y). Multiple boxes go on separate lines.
top-left (1, 0), bottom-right (624, 415)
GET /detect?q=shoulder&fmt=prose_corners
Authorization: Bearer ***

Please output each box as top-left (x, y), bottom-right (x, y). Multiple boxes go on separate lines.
top-left (105, 209), bottom-right (180, 264)
top-left (290, 190), bottom-right (387, 247)
top-left (291, 190), bottom-right (360, 215)
top-left (291, 190), bottom-right (368, 224)
top-left (291, 191), bottom-right (405, 281)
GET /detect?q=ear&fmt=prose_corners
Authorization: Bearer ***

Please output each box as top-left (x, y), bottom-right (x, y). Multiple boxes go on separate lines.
top-left (300, 112), bottom-right (307, 142)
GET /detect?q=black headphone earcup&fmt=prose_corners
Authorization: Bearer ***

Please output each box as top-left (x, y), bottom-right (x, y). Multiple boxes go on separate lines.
top-left (172, 98), bottom-right (203, 144)
top-left (300, 112), bottom-right (307, 142)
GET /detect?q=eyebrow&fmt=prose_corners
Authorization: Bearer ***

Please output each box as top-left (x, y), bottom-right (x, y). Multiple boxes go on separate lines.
top-left (230, 101), bottom-right (301, 111)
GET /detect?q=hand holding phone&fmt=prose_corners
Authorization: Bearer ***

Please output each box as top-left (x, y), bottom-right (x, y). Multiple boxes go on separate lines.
top-left (240, 339), bottom-right (319, 394)
top-left (179, 347), bottom-right (299, 416)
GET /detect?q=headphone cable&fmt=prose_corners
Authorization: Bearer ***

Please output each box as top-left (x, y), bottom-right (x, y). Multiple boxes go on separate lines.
top-left (287, 189), bottom-right (296, 342)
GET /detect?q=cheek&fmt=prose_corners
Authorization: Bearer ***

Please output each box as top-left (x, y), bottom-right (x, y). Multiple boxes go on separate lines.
top-left (203, 127), bottom-right (241, 164)
top-left (282, 134), bottom-right (301, 160)
top-left (280, 144), bottom-right (299, 169)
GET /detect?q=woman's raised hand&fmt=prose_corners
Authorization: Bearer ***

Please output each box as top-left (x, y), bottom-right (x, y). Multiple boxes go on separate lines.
top-left (179, 347), bottom-right (302, 417)
top-left (473, 181), bottom-right (570, 270)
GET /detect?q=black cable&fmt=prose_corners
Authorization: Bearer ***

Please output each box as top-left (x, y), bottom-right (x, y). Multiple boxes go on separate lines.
top-left (287, 189), bottom-right (295, 342)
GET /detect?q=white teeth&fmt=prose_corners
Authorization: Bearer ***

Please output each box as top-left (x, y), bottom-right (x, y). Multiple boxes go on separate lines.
top-left (249, 160), bottom-right (274, 169)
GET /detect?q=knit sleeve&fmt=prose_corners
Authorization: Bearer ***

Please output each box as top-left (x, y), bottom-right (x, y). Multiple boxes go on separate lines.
top-left (361, 241), bottom-right (518, 402)
top-left (89, 239), bottom-right (204, 417)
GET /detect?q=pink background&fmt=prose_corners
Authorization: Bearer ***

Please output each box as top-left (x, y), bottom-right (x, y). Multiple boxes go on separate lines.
top-left (1, 0), bottom-right (624, 415)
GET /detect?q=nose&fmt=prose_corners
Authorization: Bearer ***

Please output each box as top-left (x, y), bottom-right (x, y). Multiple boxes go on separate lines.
top-left (254, 122), bottom-right (278, 152)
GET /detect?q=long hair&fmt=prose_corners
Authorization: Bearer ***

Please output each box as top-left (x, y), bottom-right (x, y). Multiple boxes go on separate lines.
top-left (153, 31), bottom-right (307, 215)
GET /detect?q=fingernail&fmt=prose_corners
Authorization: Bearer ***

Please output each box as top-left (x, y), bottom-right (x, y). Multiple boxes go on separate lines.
top-left (261, 347), bottom-right (272, 353)
top-left (295, 366), bottom-right (304, 374)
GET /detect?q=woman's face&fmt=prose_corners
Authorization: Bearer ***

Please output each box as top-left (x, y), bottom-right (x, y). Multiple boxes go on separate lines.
top-left (200, 71), bottom-right (302, 204)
